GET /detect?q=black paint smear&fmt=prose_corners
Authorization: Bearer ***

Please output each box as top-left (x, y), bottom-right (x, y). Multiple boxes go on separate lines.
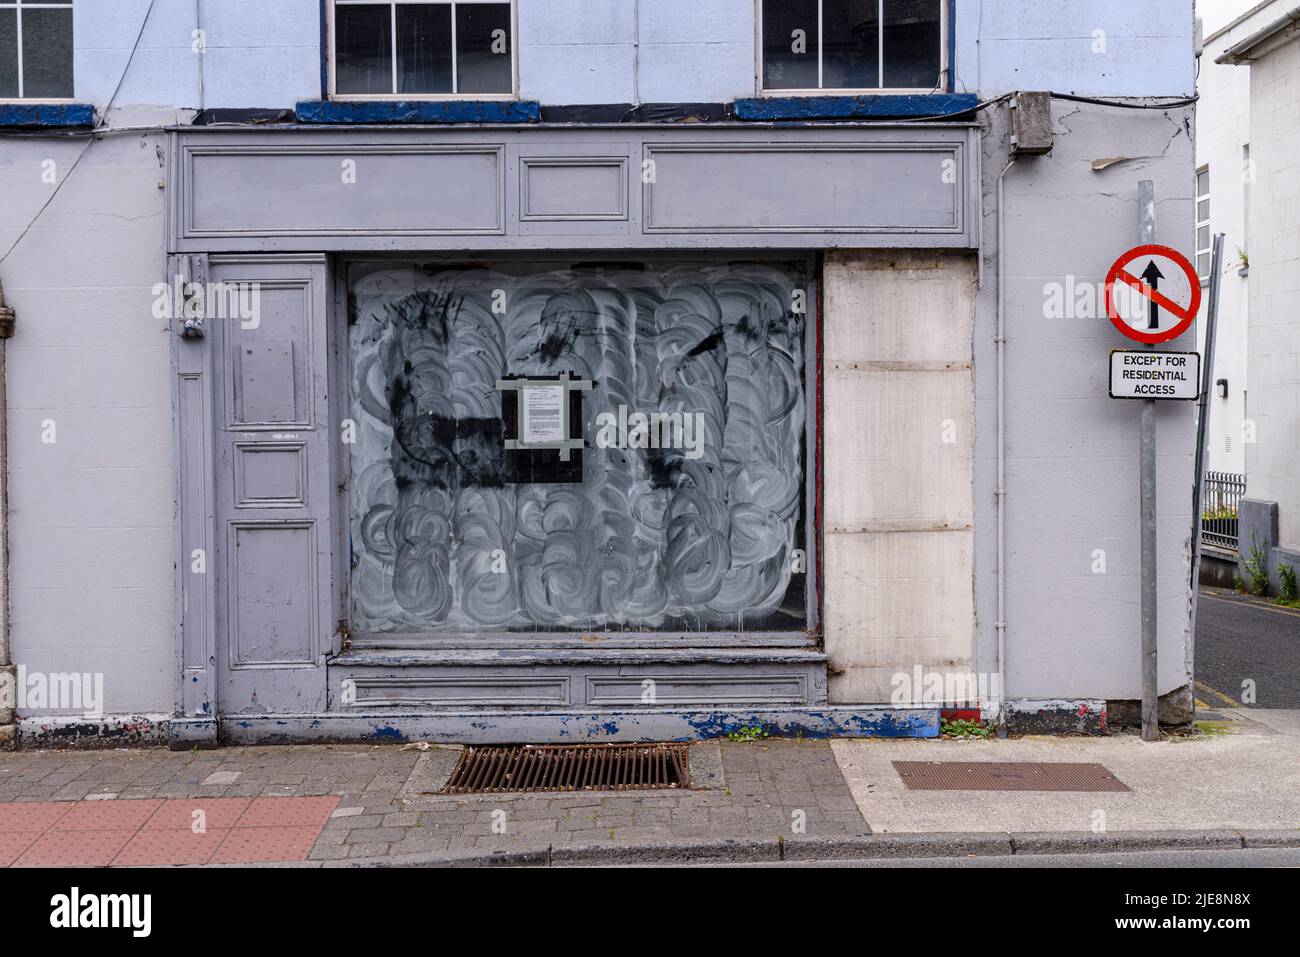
top-left (389, 372), bottom-right (457, 490)
top-left (389, 371), bottom-right (505, 490)
top-left (686, 329), bottom-right (725, 357)
top-left (734, 313), bottom-right (765, 343)
top-left (643, 446), bottom-right (682, 490)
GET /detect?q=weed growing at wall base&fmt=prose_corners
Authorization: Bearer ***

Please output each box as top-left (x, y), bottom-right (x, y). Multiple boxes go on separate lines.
top-left (891, 667), bottom-right (1000, 708)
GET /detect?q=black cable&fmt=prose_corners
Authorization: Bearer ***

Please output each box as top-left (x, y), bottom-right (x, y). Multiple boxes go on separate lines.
top-left (1050, 92), bottom-right (1199, 109)
top-left (0, 0), bottom-right (158, 266)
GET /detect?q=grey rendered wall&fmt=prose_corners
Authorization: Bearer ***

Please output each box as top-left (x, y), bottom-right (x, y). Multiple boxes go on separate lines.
top-left (1, 131), bottom-right (176, 715)
top-left (972, 100), bottom-right (1199, 702)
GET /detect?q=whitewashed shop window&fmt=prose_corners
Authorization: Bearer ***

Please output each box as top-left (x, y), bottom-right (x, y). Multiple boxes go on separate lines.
top-left (330, 0), bottom-right (516, 98)
top-left (760, 0), bottom-right (947, 93)
top-left (347, 260), bottom-right (813, 636)
top-left (0, 0), bottom-right (74, 100)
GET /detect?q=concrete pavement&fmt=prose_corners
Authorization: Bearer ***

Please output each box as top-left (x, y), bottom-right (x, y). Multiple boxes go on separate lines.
top-left (0, 711), bottom-right (1297, 866)
top-left (830, 709), bottom-right (1300, 834)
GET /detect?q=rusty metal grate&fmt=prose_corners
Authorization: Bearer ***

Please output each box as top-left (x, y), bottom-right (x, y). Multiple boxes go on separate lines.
top-left (442, 743), bottom-right (689, 794)
top-left (893, 761), bottom-right (1130, 792)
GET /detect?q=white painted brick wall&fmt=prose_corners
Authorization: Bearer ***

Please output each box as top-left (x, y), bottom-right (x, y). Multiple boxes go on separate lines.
top-left (1246, 34), bottom-right (1300, 547)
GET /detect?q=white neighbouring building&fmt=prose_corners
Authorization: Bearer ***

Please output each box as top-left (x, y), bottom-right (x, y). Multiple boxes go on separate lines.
top-left (1210, 0), bottom-right (1300, 588)
top-left (0, 1), bottom-right (1201, 748)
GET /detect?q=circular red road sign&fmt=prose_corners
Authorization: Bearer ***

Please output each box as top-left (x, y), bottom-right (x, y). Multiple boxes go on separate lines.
top-left (1104, 244), bottom-right (1202, 345)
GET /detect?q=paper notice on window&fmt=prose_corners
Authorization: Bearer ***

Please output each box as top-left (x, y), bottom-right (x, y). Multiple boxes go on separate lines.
top-left (520, 385), bottom-right (566, 444)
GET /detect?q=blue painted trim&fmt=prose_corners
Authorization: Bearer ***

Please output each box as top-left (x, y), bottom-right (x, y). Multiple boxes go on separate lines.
top-left (0, 103), bottom-right (95, 127)
top-left (734, 94), bottom-right (979, 121)
top-left (295, 99), bottom-right (541, 124)
top-left (217, 706), bottom-right (942, 745)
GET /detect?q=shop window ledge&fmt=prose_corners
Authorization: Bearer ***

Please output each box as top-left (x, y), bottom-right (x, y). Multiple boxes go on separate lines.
top-left (732, 93), bottom-right (979, 121)
top-left (296, 99), bottom-right (541, 125)
top-left (0, 103), bottom-right (94, 127)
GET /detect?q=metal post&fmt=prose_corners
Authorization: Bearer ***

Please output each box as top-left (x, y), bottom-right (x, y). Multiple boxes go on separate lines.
top-left (1138, 181), bottom-right (1159, 741)
top-left (1188, 233), bottom-right (1226, 717)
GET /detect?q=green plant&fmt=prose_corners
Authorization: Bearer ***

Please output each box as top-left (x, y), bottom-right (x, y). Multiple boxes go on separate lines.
top-left (725, 723), bottom-right (769, 743)
top-left (1274, 556), bottom-right (1294, 600)
top-left (1233, 575), bottom-right (1245, 593)
top-left (1245, 531), bottom-right (1270, 596)
top-left (941, 718), bottom-right (992, 738)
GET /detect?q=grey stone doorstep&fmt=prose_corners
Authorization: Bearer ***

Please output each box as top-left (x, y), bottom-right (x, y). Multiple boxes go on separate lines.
top-left (315, 828), bottom-right (1300, 868)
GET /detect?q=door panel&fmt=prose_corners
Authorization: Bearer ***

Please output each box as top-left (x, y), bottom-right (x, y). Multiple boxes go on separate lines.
top-left (212, 256), bottom-right (335, 714)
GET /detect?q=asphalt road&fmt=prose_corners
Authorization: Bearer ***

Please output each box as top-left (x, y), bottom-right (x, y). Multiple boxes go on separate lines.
top-left (1196, 589), bottom-right (1300, 708)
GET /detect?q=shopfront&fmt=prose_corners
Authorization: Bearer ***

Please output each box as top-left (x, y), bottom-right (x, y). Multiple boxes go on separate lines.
top-left (166, 122), bottom-right (978, 745)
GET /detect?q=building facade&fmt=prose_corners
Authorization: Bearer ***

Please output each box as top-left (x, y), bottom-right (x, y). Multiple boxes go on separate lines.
top-left (0, 1), bottom-right (1199, 748)
top-left (1213, 1), bottom-right (1300, 591)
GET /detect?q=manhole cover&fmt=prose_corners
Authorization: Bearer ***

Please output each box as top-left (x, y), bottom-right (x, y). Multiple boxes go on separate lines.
top-left (442, 743), bottom-right (689, 794)
top-left (892, 761), bottom-right (1130, 792)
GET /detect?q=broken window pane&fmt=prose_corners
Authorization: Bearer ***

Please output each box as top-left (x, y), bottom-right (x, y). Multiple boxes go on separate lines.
top-left (336, 3), bottom-right (393, 95)
top-left (0, 10), bottom-right (17, 99)
top-left (455, 2), bottom-right (512, 94)
top-left (882, 0), bottom-right (942, 88)
top-left (23, 7), bottom-right (74, 99)
top-left (823, 0), bottom-right (880, 89)
top-left (762, 0), bottom-right (819, 90)
top-left (397, 2), bottom-right (453, 94)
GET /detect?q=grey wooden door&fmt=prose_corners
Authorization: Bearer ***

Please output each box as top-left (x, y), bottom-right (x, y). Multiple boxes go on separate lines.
top-left (211, 255), bottom-right (337, 714)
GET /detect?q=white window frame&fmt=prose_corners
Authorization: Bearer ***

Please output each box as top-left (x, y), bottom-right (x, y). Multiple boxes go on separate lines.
top-left (328, 0), bottom-right (518, 101)
top-left (755, 0), bottom-right (949, 96)
top-left (1195, 164), bottom-right (1211, 283)
top-left (0, 0), bottom-right (75, 103)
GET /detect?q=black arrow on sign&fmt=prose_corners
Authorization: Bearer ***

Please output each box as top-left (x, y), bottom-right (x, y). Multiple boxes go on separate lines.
top-left (1140, 260), bottom-right (1165, 330)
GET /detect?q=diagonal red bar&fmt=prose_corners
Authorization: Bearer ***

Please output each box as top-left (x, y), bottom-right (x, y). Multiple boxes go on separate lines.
top-left (1115, 269), bottom-right (1193, 321)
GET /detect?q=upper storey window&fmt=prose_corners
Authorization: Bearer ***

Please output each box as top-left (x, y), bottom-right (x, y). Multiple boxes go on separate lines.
top-left (761, 0), bottom-right (946, 93)
top-left (0, 0), bottom-right (74, 99)
top-left (330, 0), bottom-right (516, 98)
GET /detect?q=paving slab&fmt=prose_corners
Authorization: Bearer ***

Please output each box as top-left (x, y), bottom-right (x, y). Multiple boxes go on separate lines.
top-left (831, 711), bottom-right (1300, 834)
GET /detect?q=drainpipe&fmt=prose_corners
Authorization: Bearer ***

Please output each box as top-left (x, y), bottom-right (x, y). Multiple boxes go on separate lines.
top-left (0, 283), bottom-right (14, 749)
top-left (994, 158), bottom-right (1017, 736)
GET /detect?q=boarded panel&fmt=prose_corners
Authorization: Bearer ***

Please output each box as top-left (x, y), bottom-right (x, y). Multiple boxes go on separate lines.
top-left (234, 443), bottom-right (307, 507)
top-left (520, 158), bottom-right (627, 220)
top-left (644, 144), bottom-right (963, 233)
top-left (229, 523), bottom-right (317, 667)
top-left (186, 146), bottom-right (504, 236)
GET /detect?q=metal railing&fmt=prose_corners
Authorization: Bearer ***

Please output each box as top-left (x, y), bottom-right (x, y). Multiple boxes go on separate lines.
top-left (1201, 471), bottom-right (1245, 551)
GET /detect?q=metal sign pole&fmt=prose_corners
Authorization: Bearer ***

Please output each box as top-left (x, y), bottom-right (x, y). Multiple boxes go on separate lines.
top-left (1188, 233), bottom-right (1226, 718)
top-left (1138, 181), bottom-right (1159, 741)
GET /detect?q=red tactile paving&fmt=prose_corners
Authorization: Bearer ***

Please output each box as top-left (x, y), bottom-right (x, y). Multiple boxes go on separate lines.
top-left (143, 798), bottom-right (250, 831)
top-left (113, 829), bottom-right (230, 867)
top-left (0, 832), bottom-right (42, 867)
top-left (16, 829), bottom-right (136, 867)
top-left (59, 799), bottom-right (163, 831)
top-left (0, 802), bottom-right (73, 832)
top-left (211, 827), bottom-right (322, 864)
top-left (0, 796), bottom-right (339, 867)
top-left (236, 796), bottom-right (339, 829)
